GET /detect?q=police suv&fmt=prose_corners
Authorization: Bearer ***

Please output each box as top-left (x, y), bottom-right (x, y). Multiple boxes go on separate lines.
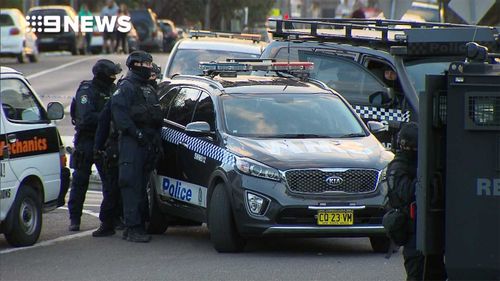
top-left (148, 60), bottom-right (394, 252)
top-left (0, 66), bottom-right (66, 247)
top-left (261, 19), bottom-right (500, 149)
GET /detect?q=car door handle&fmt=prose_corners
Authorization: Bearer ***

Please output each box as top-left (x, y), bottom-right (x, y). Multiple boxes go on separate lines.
top-left (7, 134), bottom-right (17, 144)
top-left (179, 142), bottom-right (188, 149)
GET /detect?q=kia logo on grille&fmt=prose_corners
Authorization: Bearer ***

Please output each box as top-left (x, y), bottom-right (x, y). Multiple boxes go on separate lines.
top-left (325, 176), bottom-right (343, 186)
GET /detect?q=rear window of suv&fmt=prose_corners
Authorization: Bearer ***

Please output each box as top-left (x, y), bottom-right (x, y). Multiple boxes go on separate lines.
top-left (0, 14), bottom-right (15, 26)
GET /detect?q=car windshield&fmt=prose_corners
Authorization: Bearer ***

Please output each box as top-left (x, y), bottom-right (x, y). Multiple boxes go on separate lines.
top-left (29, 9), bottom-right (66, 17)
top-left (221, 93), bottom-right (366, 138)
top-left (403, 58), bottom-right (455, 94)
top-left (167, 49), bottom-right (260, 77)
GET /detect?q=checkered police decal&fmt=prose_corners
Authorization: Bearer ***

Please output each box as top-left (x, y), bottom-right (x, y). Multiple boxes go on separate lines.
top-left (354, 106), bottom-right (410, 122)
top-left (161, 127), bottom-right (235, 165)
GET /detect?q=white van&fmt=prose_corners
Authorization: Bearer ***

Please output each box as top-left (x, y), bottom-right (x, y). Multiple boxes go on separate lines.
top-left (0, 66), bottom-right (66, 247)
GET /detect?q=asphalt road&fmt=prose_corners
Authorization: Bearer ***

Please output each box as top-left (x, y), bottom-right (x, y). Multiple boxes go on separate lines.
top-left (0, 53), bottom-right (406, 281)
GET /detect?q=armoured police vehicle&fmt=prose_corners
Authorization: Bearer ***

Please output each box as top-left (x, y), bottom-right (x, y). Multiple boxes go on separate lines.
top-left (261, 18), bottom-right (500, 150)
top-left (148, 60), bottom-right (394, 252)
top-left (0, 66), bottom-right (66, 247)
top-left (418, 44), bottom-right (500, 280)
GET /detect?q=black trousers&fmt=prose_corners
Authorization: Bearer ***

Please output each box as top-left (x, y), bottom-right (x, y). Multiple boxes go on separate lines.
top-left (68, 137), bottom-right (105, 224)
top-left (403, 233), bottom-right (425, 281)
top-left (98, 162), bottom-right (122, 225)
top-left (118, 136), bottom-right (148, 229)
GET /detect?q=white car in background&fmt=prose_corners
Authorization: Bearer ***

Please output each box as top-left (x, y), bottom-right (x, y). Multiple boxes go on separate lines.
top-left (163, 31), bottom-right (266, 79)
top-left (0, 8), bottom-right (39, 63)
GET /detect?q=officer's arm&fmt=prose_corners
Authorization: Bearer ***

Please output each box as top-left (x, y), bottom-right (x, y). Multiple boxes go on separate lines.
top-left (78, 89), bottom-right (100, 129)
top-left (94, 101), bottom-right (111, 151)
top-left (111, 85), bottom-right (138, 137)
top-left (387, 161), bottom-right (416, 206)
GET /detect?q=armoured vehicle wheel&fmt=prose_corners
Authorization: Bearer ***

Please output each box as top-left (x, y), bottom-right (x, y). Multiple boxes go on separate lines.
top-left (4, 185), bottom-right (42, 247)
top-left (208, 183), bottom-right (246, 253)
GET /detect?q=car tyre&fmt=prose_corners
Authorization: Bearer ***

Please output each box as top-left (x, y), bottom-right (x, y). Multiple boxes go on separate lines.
top-left (145, 173), bottom-right (169, 234)
top-left (4, 185), bottom-right (42, 247)
top-left (208, 183), bottom-right (246, 253)
top-left (370, 236), bottom-right (391, 253)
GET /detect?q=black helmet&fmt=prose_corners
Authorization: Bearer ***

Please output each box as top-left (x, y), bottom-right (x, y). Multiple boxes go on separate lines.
top-left (126, 51), bottom-right (153, 68)
top-left (397, 122), bottom-right (418, 150)
top-left (92, 59), bottom-right (122, 77)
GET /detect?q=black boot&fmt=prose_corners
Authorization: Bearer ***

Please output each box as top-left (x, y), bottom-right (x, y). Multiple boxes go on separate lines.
top-left (68, 219), bottom-right (80, 231)
top-left (92, 223), bottom-right (115, 237)
top-left (126, 227), bottom-right (151, 243)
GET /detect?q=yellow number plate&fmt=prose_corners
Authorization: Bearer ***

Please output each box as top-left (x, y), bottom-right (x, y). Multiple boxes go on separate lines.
top-left (317, 210), bottom-right (354, 225)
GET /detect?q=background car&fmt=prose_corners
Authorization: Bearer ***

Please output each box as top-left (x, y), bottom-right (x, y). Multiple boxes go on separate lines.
top-left (130, 8), bottom-right (163, 52)
top-left (163, 31), bottom-right (266, 79)
top-left (27, 5), bottom-right (86, 55)
top-left (90, 23), bottom-right (139, 54)
top-left (0, 8), bottom-right (39, 63)
top-left (157, 19), bottom-right (178, 52)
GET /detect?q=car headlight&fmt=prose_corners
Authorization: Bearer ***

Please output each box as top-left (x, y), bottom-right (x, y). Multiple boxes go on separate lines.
top-left (235, 157), bottom-right (281, 181)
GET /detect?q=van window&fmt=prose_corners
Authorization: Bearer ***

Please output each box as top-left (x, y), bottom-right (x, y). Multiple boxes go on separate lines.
top-left (0, 79), bottom-right (45, 122)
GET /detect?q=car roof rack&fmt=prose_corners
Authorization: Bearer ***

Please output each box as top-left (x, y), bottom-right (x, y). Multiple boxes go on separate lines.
top-left (269, 18), bottom-right (500, 56)
top-left (189, 30), bottom-right (262, 43)
top-left (198, 59), bottom-right (313, 79)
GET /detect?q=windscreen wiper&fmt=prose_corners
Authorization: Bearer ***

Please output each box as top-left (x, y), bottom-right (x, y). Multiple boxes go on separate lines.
top-left (338, 133), bottom-right (367, 138)
top-left (271, 134), bottom-right (332, 138)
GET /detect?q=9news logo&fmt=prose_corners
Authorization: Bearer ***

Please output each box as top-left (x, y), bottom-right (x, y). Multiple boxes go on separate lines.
top-left (25, 15), bottom-right (132, 33)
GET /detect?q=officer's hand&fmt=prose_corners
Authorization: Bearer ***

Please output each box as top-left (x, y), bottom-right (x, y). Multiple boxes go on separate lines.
top-left (93, 149), bottom-right (106, 161)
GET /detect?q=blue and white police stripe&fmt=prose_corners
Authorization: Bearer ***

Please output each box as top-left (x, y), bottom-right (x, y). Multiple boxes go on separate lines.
top-left (354, 106), bottom-right (410, 122)
top-left (161, 127), bottom-right (235, 165)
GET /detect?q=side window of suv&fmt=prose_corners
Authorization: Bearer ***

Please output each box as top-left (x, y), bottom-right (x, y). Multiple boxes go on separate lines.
top-left (159, 87), bottom-right (178, 116)
top-left (167, 87), bottom-right (200, 126)
top-left (192, 91), bottom-right (215, 131)
top-left (298, 50), bottom-right (387, 105)
top-left (0, 78), bottom-right (45, 122)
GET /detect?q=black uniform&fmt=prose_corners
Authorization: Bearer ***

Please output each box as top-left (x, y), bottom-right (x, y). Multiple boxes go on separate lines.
top-left (386, 150), bottom-right (424, 281)
top-left (68, 78), bottom-right (114, 229)
top-left (111, 69), bottom-right (162, 242)
top-left (92, 99), bottom-right (122, 236)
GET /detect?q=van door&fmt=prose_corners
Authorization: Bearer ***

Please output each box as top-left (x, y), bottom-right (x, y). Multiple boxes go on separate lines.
top-left (0, 105), bottom-right (18, 221)
top-left (0, 77), bottom-right (61, 204)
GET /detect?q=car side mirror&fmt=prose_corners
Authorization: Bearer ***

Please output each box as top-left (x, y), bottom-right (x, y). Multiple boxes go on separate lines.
top-left (47, 102), bottom-right (64, 120)
top-left (185, 121), bottom-right (213, 137)
top-left (369, 88), bottom-right (393, 107)
top-left (367, 121), bottom-right (387, 134)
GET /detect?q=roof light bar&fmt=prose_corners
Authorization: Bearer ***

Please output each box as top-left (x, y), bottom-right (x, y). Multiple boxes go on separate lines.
top-left (199, 61), bottom-right (314, 73)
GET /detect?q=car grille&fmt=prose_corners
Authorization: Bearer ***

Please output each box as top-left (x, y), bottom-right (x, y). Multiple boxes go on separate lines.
top-left (284, 169), bottom-right (379, 194)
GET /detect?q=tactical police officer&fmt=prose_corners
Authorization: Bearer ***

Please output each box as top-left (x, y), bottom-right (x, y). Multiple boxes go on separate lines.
top-left (68, 59), bottom-right (122, 231)
top-left (386, 122), bottom-right (423, 280)
top-left (111, 51), bottom-right (163, 242)
top-left (92, 95), bottom-right (122, 237)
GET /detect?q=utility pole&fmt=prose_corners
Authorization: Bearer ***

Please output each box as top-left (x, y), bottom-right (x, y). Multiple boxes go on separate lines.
top-left (204, 0), bottom-right (211, 29)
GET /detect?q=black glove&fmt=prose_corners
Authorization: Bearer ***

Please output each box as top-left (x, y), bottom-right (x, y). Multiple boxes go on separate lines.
top-left (93, 149), bottom-right (106, 162)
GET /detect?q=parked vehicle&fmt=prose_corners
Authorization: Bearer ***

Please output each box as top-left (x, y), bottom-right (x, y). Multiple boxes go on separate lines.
top-left (129, 9), bottom-right (163, 52)
top-left (163, 31), bottom-right (266, 79)
top-left (27, 5), bottom-right (86, 55)
top-left (0, 67), bottom-right (67, 247)
top-left (90, 23), bottom-right (139, 54)
top-left (0, 8), bottom-right (39, 63)
top-left (149, 60), bottom-right (393, 253)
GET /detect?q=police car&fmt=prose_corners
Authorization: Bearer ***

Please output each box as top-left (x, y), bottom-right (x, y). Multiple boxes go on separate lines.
top-left (0, 66), bottom-right (66, 247)
top-left (261, 18), bottom-right (500, 149)
top-left (148, 60), bottom-right (394, 252)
